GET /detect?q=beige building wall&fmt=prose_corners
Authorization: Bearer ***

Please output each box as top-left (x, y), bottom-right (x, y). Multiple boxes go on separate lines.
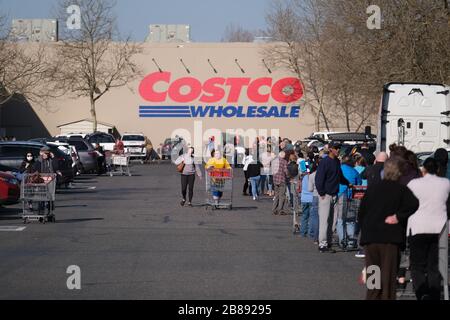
top-left (28, 42), bottom-right (318, 146)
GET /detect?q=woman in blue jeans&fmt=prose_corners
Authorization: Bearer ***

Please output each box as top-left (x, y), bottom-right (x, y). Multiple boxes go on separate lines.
top-left (246, 158), bottom-right (263, 201)
top-left (307, 159), bottom-right (320, 242)
top-left (300, 173), bottom-right (313, 237)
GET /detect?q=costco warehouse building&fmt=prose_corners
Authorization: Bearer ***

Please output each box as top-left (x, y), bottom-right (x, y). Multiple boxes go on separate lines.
top-left (0, 42), bottom-right (317, 147)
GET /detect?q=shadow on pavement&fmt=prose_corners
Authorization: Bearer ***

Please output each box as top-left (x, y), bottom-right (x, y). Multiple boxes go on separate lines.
top-left (74, 176), bottom-right (98, 181)
top-left (56, 204), bottom-right (88, 209)
top-left (0, 207), bottom-right (22, 215)
top-left (71, 180), bottom-right (98, 184)
top-left (57, 189), bottom-right (98, 194)
top-left (0, 216), bottom-right (21, 221)
top-left (56, 217), bottom-right (104, 224)
top-left (0, 207), bottom-right (22, 220)
top-left (229, 206), bottom-right (258, 211)
top-left (195, 204), bottom-right (258, 211)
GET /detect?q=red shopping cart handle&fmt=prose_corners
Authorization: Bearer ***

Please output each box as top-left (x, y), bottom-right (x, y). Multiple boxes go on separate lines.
top-left (207, 168), bottom-right (232, 178)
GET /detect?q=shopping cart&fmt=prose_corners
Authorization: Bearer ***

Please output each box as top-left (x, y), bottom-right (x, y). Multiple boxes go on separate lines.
top-left (106, 152), bottom-right (132, 176)
top-left (339, 185), bottom-right (367, 251)
top-left (20, 173), bottom-right (57, 224)
top-left (205, 168), bottom-right (233, 210)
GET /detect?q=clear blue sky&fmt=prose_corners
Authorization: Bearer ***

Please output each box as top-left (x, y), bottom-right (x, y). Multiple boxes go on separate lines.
top-left (1, 0), bottom-right (272, 41)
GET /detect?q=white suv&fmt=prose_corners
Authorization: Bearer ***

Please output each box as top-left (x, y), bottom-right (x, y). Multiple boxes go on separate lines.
top-left (121, 133), bottom-right (146, 160)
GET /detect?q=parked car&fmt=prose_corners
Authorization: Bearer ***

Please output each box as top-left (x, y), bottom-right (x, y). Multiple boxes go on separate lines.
top-left (0, 171), bottom-right (20, 205)
top-left (63, 138), bottom-right (98, 174)
top-left (85, 132), bottom-right (116, 151)
top-left (48, 142), bottom-right (82, 176)
top-left (416, 151), bottom-right (433, 167)
top-left (307, 131), bottom-right (343, 143)
top-left (0, 141), bottom-right (74, 186)
top-left (0, 141), bottom-right (74, 187)
top-left (121, 133), bottom-right (146, 161)
top-left (160, 136), bottom-right (184, 160)
top-left (55, 133), bottom-right (86, 139)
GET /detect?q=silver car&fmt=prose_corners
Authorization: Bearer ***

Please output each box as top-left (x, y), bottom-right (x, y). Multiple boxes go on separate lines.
top-left (66, 138), bottom-right (98, 173)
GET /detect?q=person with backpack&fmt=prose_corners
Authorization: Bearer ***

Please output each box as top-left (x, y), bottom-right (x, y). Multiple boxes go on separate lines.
top-left (174, 147), bottom-right (202, 207)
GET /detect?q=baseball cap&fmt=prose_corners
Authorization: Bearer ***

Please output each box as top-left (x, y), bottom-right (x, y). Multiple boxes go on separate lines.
top-left (40, 146), bottom-right (51, 152)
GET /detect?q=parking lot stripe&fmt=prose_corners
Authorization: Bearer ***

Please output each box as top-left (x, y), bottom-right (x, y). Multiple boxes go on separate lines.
top-left (0, 226), bottom-right (26, 232)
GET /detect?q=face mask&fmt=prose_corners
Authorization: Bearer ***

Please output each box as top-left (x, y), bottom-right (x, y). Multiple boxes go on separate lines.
top-left (27, 156), bottom-right (33, 161)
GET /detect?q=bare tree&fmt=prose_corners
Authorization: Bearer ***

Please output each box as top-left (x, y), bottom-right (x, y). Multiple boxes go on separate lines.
top-left (0, 12), bottom-right (60, 106)
top-left (264, 0), bottom-right (333, 131)
top-left (264, 0), bottom-right (450, 132)
top-left (222, 23), bottom-right (255, 42)
top-left (54, 0), bottom-right (142, 132)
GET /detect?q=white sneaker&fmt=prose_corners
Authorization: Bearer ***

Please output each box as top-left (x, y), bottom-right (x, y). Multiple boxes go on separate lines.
top-left (253, 196), bottom-right (256, 200)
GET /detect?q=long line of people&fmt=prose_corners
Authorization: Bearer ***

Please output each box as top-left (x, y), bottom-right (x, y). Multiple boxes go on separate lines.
top-left (173, 136), bottom-right (449, 300)
top-left (239, 137), bottom-right (449, 300)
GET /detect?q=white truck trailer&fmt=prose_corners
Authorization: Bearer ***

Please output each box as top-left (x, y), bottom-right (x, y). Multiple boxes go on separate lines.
top-left (378, 82), bottom-right (450, 153)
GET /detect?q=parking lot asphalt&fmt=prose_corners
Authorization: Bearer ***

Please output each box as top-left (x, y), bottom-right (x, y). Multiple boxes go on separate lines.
top-left (0, 162), bottom-right (365, 299)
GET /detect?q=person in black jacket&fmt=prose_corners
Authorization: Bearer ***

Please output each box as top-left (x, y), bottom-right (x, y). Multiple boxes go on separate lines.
top-left (434, 148), bottom-right (449, 178)
top-left (358, 157), bottom-right (419, 300)
top-left (19, 152), bottom-right (35, 174)
top-left (315, 142), bottom-right (350, 253)
top-left (362, 152), bottom-right (388, 187)
top-left (247, 157), bottom-right (263, 201)
top-left (33, 146), bottom-right (61, 176)
top-left (359, 142), bottom-right (375, 166)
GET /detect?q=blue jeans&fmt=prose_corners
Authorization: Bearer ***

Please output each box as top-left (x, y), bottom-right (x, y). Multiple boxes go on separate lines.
top-left (249, 176), bottom-right (261, 197)
top-left (300, 202), bottom-right (312, 236)
top-left (266, 175), bottom-right (273, 192)
top-left (259, 174), bottom-right (267, 194)
top-left (308, 196), bottom-right (319, 241)
top-left (287, 183), bottom-right (294, 207)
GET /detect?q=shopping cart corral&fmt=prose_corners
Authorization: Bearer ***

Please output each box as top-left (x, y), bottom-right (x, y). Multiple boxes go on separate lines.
top-left (205, 168), bottom-right (233, 210)
top-left (20, 173), bottom-right (56, 224)
top-left (106, 152), bottom-right (132, 176)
